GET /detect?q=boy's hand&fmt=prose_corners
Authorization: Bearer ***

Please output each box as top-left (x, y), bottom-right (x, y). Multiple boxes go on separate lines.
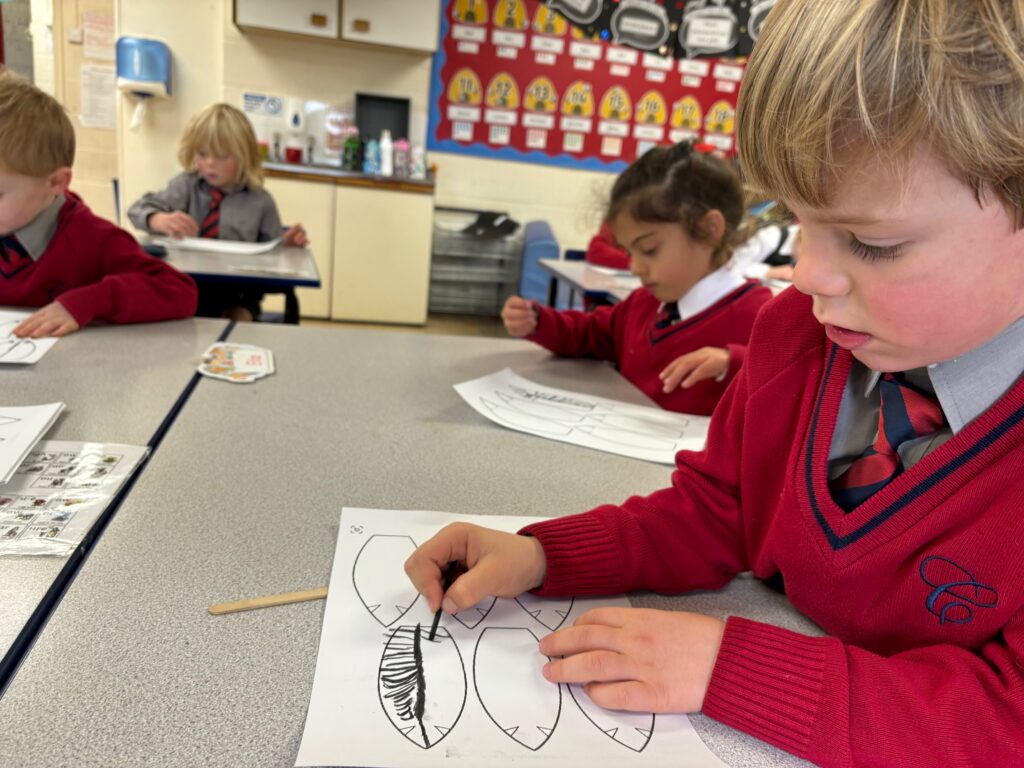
top-left (502, 296), bottom-right (539, 337)
top-left (405, 523), bottom-right (547, 614)
top-left (659, 347), bottom-right (730, 392)
top-left (281, 223), bottom-right (309, 247)
top-left (149, 211), bottom-right (198, 239)
top-left (539, 607), bottom-right (725, 713)
top-left (13, 302), bottom-right (80, 338)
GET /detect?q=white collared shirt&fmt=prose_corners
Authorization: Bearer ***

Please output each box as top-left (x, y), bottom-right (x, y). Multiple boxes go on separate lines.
top-left (668, 265), bottom-right (746, 322)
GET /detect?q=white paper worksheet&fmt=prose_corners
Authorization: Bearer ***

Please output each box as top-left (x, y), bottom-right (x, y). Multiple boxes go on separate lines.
top-left (454, 368), bottom-right (709, 465)
top-left (0, 403), bottom-right (64, 483)
top-left (0, 309), bottom-right (60, 364)
top-left (295, 507), bottom-right (728, 768)
top-left (154, 236), bottom-right (281, 255)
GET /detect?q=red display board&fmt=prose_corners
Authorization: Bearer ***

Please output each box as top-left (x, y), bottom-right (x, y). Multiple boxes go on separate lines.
top-left (428, 0), bottom-right (745, 172)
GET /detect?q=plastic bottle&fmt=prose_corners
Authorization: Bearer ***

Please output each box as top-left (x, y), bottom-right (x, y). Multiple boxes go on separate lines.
top-left (379, 129), bottom-right (394, 177)
top-left (393, 138), bottom-right (410, 178)
top-left (342, 131), bottom-right (362, 172)
top-left (363, 138), bottom-right (380, 174)
top-left (410, 145), bottom-right (427, 180)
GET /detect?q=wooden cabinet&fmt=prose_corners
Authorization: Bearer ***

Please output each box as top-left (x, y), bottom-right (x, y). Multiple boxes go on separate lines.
top-left (234, 0), bottom-right (339, 39)
top-left (332, 186), bottom-right (433, 325)
top-left (262, 176), bottom-right (336, 319)
top-left (341, 0), bottom-right (440, 53)
top-left (234, 0), bottom-right (440, 52)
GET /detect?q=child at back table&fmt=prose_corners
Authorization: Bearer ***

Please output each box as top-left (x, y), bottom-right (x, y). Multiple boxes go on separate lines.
top-left (0, 70), bottom-right (196, 338)
top-left (502, 142), bottom-right (772, 415)
top-left (408, 1), bottom-right (1024, 765)
top-left (127, 103), bottom-right (308, 322)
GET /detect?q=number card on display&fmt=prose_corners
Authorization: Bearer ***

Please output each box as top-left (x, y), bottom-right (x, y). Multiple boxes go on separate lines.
top-left (428, 0), bottom-right (748, 170)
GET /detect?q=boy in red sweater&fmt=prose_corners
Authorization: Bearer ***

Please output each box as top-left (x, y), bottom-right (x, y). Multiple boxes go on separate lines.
top-left (502, 143), bottom-right (772, 415)
top-left (408, 1), bottom-right (1024, 765)
top-left (0, 70), bottom-right (197, 338)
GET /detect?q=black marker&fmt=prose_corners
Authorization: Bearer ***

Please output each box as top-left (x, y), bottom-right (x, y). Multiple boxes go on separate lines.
top-left (427, 564), bottom-right (456, 641)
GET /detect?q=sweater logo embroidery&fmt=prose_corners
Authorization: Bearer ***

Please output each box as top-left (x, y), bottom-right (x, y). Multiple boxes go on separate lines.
top-left (919, 555), bottom-right (997, 625)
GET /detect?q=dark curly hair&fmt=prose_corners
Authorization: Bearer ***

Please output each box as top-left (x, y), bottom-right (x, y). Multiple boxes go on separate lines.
top-left (606, 142), bottom-right (745, 266)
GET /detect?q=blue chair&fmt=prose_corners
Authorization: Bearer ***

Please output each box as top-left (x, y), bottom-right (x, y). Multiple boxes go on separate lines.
top-left (519, 220), bottom-right (559, 304)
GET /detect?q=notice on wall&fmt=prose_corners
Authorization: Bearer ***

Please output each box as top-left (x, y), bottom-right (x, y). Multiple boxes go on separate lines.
top-left (428, 0), bottom-right (744, 171)
top-left (79, 63), bottom-right (116, 130)
top-left (83, 11), bottom-right (115, 61)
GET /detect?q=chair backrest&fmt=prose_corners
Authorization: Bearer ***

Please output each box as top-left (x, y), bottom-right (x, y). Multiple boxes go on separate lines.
top-left (564, 248), bottom-right (585, 261)
top-left (518, 220), bottom-right (559, 304)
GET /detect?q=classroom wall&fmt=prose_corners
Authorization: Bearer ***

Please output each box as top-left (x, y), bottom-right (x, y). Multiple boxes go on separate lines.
top-left (114, 0), bottom-right (222, 223)
top-left (112, 2), bottom-right (610, 251)
top-left (53, 0), bottom-right (118, 222)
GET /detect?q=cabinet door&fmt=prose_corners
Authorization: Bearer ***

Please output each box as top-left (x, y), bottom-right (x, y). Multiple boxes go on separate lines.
top-left (341, 0), bottom-right (440, 52)
top-left (262, 177), bottom-right (336, 319)
top-left (235, 0), bottom-right (339, 39)
top-left (333, 187), bottom-right (433, 324)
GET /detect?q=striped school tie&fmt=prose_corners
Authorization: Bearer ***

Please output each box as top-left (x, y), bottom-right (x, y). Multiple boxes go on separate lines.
top-left (0, 234), bottom-right (32, 279)
top-left (830, 373), bottom-right (946, 511)
top-left (200, 188), bottom-right (224, 238)
top-left (654, 301), bottom-right (681, 329)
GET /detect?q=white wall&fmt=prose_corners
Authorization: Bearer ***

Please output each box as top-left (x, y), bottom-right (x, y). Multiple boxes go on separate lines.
top-left (115, 0), bottom-right (223, 222)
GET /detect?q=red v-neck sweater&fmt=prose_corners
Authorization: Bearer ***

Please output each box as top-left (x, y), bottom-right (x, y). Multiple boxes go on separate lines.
top-left (522, 287), bottom-right (1024, 767)
top-left (527, 282), bottom-right (771, 414)
top-left (0, 193), bottom-right (197, 327)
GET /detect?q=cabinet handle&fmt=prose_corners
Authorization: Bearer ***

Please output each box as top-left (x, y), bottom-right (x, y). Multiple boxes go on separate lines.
top-left (353, 18), bottom-right (371, 33)
top-left (310, 13), bottom-right (328, 28)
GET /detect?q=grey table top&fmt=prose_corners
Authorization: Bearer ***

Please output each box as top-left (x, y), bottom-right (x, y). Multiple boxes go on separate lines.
top-left (0, 324), bottom-right (814, 767)
top-left (0, 318), bottom-right (230, 682)
top-left (539, 258), bottom-right (637, 303)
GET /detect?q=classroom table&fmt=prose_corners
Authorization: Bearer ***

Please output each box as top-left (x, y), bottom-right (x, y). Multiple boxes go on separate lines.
top-left (540, 257), bottom-right (638, 307)
top-left (161, 243), bottom-right (321, 324)
top-left (0, 317), bottom-right (230, 691)
top-left (0, 325), bottom-right (815, 767)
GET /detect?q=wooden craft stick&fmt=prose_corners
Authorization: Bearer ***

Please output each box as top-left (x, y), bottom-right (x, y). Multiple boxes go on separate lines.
top-left (208, 586), bottom-right (328, 615)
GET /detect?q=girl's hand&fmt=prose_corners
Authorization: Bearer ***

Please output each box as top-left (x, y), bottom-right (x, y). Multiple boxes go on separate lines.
top-left (539, 607), bottom-right (725, 713)
top-left (659, 347), bottom-right (730, 391)
top-left (502, 296), bottom-right (539, 337)
top-left (13, 302), bottom-right (80, 338)
top-left (405, 523), bottom-right (547, 614)
top-left (281, 223), bottom-right (309, 247)
top-left (148, 211), bottom-right (198, 239)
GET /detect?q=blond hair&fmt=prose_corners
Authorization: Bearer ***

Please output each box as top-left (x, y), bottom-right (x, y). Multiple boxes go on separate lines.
top-left (738, 0), bottom-right (1024, 226)
top-left (0, 68), bottom-right (75, 176)
top-left (178, 103), bottom-right (263, 189)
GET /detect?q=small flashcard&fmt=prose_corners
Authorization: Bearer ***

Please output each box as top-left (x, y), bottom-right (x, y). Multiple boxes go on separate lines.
top-left (198, 342), bottom-right (274, 384)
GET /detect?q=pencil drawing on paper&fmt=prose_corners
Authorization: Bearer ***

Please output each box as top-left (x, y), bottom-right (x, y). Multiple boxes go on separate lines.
top-left (353, 535), bottom-right (421, 626)
top-left (515, 592), bottom-right (573, 631)
top-left (454, 369), bottom-right (710, 464)
top-left (568, 683), bottom-right (656, 752)
top-left (452, 595), bottom-right (497, 629)
top-left (474, 627), bottom-right (561, 751)
top-left (378, 624), bottom-right (467, 749)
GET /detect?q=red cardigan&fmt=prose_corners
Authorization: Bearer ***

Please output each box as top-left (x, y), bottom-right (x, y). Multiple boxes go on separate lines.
top-left (522, 287), bottom-right (1024, 767)
top-left (528, 281), bottom-right (771, 414)
top-left (0, 193), bottom-right (197, 327)
top-left (584, 223), bottom-right (629, 270)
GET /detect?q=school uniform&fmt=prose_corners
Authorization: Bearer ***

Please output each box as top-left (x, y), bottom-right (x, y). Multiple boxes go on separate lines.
top-left (584, 222), bottom-right (629, 270)
top-left (726, 223), bottom-right (799, 279)
top-left (0, 193), bottom-right (197, 326)
top-left (526, 267), bottom-right (772, 414)
top-left (520, 287), bottom-right (1024, 767)
top-left (127, 171), bottom-right (284, 318)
